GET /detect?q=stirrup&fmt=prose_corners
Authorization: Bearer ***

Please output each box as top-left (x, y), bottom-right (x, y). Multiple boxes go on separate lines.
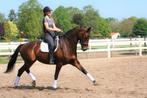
top-left (49, 58), bottom-right (55, 64)
top-left (50, 60), bottom-right (55, 64)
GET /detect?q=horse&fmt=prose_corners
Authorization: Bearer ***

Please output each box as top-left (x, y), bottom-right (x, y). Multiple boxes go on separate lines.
top-left (111, 32), bottom-right (120, 47)
top-left (5, 26), bottom-right (96, 89)
top-left (111, 32), bottom-right (120, 39)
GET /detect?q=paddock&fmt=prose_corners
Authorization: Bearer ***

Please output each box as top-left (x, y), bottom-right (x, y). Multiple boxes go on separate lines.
top-left (0, 56), bottom-right (147, 98)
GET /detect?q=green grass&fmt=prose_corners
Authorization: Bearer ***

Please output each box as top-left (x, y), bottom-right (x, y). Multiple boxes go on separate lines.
top-left (0, 56), bottom-right (23, 64)
top-left (0, 56), bottom-right (9, 64)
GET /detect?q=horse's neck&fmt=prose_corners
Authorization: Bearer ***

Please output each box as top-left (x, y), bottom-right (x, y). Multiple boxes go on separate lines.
top-left (62, 32), bottom-right (79, 52)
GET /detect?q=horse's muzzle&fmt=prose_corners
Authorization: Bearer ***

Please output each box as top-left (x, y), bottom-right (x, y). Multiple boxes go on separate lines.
top-left (82, 47), bottom-right (88, 51)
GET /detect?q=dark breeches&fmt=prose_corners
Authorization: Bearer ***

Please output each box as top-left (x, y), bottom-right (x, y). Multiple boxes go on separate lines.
top-left (44, 32), bottom-right (55, 55)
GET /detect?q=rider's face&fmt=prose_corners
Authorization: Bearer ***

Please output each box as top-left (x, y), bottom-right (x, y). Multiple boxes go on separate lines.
top-left (47, 11), bottom-right (52, 17)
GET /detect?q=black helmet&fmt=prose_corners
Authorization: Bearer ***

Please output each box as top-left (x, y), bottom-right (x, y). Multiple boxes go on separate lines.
top-left (43, 6), bottom-right (52, 13)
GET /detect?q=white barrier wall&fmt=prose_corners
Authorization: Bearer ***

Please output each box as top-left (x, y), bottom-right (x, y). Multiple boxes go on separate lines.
top-left (0, 38), bottom-right (147, 57)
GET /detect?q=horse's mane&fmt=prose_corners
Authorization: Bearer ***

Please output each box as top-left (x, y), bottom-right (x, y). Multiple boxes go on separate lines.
top-left (63, 26), bottom-right (79, 38)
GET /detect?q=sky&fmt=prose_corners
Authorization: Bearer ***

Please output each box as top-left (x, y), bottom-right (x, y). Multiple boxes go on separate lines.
top-left (0, 0), bottom-right (147, 20)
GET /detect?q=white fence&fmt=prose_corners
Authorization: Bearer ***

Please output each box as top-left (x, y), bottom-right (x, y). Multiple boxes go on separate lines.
top-left (77, 38), bottom-right (147, 57)
top-left (0, 38), bottom-right (147, 57)
top-left (0, 42), bottom-right (26, 56)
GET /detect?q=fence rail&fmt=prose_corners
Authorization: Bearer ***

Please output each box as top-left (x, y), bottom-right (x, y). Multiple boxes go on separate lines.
top-left (0, 38), bottom-right (147, 57)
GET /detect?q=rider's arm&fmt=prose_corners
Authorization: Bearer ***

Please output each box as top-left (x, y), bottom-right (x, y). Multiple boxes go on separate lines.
top-left (44, 16), bottom-right (62, 32)
top-left (44, 16), bottom-right (57, 32)
top-left (44, 22), bottom-right (55, 32)
top-left (53, 23), bottom-right (63, 32)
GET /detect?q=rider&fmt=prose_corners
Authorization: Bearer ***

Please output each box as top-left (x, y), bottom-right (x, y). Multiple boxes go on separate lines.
top-left (43, 6), bottom-right (62, 64)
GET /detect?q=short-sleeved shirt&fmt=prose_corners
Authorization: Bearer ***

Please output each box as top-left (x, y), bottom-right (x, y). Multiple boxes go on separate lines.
top-left (43, 16), bottom-right (54, 33)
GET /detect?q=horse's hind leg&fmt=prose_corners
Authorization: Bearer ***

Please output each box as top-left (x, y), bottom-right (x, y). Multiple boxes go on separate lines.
top-left (14, 62), bottom-right (35, 87)
top-left (26, 69), bottom-right (36, 87)
top-left (14, 64), bottom-right (26, 87)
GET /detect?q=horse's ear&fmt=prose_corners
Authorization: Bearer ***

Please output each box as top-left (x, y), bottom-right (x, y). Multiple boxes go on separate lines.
top-left (87, 27), bottom-right (91, 33)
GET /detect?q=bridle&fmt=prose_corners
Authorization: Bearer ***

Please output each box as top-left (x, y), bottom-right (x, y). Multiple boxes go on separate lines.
top-left (79, 39), bottom-right (88, 46)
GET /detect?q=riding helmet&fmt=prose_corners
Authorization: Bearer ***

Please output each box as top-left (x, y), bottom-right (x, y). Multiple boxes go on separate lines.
top-left (43, 6), bottom-right (52, 13)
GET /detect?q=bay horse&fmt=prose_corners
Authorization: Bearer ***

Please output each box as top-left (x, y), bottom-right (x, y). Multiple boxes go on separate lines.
top-left (5, 26), bottom-right (96, 89)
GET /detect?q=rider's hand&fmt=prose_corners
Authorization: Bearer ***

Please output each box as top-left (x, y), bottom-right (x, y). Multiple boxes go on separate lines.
top-left (55, 28), bottom-right (63, 32)
top-left (59, 29), bottom-right (63, 32)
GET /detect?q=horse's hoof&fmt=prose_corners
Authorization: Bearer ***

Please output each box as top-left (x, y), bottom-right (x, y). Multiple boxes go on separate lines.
top-left (14, 86), bottom-right (19, 89)
top-left (14, 83), bottom-right (19, 88)
top-left (52, 86), bottom-right (57, 90)
top-left (32, 81), bottom-right (36, 87)
top-left (93, 80), bottom-right (97, 86)
top-left (52, 85), bottom-right (57, 90)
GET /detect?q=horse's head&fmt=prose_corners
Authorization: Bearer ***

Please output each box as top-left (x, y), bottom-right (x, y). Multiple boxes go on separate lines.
top-left (77, 27), bottom-right (91, 51)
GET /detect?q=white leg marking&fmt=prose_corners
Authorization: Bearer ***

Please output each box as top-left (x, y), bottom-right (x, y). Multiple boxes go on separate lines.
top-left (28, 72), bottom-right (36, 81)
top-left (87, 73), bottom-right (95, 82)
top-left (14, 76), bottom-right (20, 87)
top-left (52, 80), bottom-right (57, 89)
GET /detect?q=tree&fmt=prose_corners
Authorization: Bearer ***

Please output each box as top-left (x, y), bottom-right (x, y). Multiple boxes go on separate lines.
top-left (17, 0), bottom-right (42, 41)
top-left (8, 9), bottom-right (17, 22)
top-left (66, 7), bottom-right (81, 20)
top-left (0, 23), bottom-right (4, 37)
top-left (120, 17), bottom-right (137, 37)
top-left (0, 12), bottom-right (5, 23)
top-left (3, 21), bottom-right (19, 41)
top-left (66, 7), bottom-right (82, 26)
top-left (98, 18), bottom-right (112, 38)
top-left (106, 17), bottom-right (120, 33)
top-left (82, 5), bottom-right (111, 38)
top-left (82, 5), bottom-right (100, 38)
top-left (72, 13), bottom-right (84, 26)
top-left (0, 12), bottom-right (5, 39)
top-left (53, 6), bottom-right (75, 32)
top-left (132, 18), bottom-right (147, 37)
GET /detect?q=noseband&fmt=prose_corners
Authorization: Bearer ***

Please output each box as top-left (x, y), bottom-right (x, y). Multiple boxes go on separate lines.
top-left (80, 39), bottom-right (88, 46)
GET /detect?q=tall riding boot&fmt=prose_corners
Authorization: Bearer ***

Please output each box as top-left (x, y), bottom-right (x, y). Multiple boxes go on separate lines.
top-left (49, 53), bottom-right (55, 64)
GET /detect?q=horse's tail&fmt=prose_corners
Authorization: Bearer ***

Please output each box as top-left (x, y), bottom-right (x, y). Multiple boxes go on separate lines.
top-left (5, 44), bottom-right (23, 73)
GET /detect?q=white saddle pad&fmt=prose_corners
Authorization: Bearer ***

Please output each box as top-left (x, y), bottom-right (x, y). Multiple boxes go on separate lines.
top-left (40, 36), bottom-right (59, 52)
top-left (40, 42), bottom-right (49, 52)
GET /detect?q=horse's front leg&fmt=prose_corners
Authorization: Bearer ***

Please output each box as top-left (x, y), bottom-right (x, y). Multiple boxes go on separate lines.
top-left (72, 59), bottom-right (96, 85)
top-left (52, 63), bottom-right (62, 89)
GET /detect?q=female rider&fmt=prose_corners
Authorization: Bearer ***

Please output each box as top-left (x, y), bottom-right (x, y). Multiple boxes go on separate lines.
top-left (43, 6), bottom-right (62, 64)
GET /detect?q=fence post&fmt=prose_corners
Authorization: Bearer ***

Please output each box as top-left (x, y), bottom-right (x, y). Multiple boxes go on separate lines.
top-left (139, 39), bottom-right (142, 56)
top-left (89, 42), bottom-right (92, 51)
top-left (107, 41), bottom-right (111, 58)
top-left (9, 42), bottom-right (13, 55)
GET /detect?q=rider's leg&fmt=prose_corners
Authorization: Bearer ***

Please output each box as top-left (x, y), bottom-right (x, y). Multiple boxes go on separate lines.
top-left (44, 33), bottom-right (55, 64)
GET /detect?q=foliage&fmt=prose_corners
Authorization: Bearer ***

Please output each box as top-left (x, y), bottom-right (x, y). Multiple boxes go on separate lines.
top-left (53, 6), bottom-right (75, 32)
top-left (53, 5), bottom-right (111, 38)
top-left (119, 17), bottom-right (137, 37)
top-left (132, 18), bottom-right (147, 37)
top-left (82, 5), bottom-right (100, 34)
top-left (66, 7), bottom-right (81, 20)
top-left (98, 18), bottom-right (112, 38)
top-left (0, 12), bottom-right (5, 23)
top-left (2, 2), bottom-right (147, 39)
top-left (72, 13), bottom-right (84, 26)
top-left (8, 9), bottom-right (17, 22)
top-left (82, 5), bottom-right (111, 38)
top-left (17, 0), bottom-right (43, 41)
top-left (3, 21), bottom-right (19, 41)
top-left (106, 17), bottom-right (120, 32)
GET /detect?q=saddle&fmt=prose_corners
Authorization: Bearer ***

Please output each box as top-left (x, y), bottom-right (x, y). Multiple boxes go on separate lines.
top-left (40, 36), bottom-right (59, 52)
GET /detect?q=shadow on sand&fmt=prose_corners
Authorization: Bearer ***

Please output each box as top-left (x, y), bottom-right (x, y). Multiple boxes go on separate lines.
top-left (0, 85), bottom-right (61, 91)
top-left (0, 84), bottom-right (97, 93)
